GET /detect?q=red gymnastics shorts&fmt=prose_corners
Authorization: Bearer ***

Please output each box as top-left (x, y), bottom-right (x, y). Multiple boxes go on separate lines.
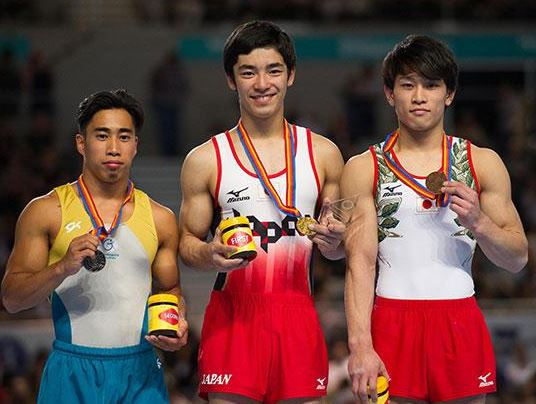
top-left (198, 291), bottom-right (328, 403)
top-left (372, 296), bottom-right (497, 402)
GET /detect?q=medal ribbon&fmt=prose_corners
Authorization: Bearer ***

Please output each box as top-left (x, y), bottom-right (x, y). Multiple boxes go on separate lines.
top-left (77, 175), bottom-right (135, 240)
top-left (382, 130), bottom-right (452, 207)
top-left (236, 119), bottom-right (301, 218)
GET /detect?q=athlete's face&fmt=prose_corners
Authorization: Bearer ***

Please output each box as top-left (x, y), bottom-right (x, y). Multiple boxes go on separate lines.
top-left (227, 47), bottom-right (295, 121)
top-left (76, 108), bottom-right (138, 183)
top-left (385, 72), bottom-right (455, 134)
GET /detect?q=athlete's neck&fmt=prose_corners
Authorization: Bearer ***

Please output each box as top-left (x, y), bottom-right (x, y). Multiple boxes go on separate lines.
top-left (79, 171), bottom-right (131, 200)
top-left (239, 114), bottom-right (286, 139)
top-left (396, 126), bottom-right (445, 153)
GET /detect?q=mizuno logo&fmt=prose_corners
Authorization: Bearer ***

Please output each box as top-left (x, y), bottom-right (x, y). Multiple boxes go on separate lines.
top-left (316, 377), bottom-right (327, 390)
top-left (382, 184), bottom-right (403, 197)
top-left (226, 187), bottom-right (250, 203)
top-left (384, 184), bottom-right (401, 193)
top-left (227, 187), bottom-right (248, 198)
top-left (478, 372), bottom-right (494, 388)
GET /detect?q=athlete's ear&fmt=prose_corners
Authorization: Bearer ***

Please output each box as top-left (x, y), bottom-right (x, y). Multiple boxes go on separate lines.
top-left (384, 85), bottom-right (395, 107)
top-left (226, 74), bottom-right (237, 91)
top-left (445, 90), bottom-right (456, 107)
top-left (287, 68), bottom-right (295, 87)
top-left (75, 133), bottom-right (85, 157)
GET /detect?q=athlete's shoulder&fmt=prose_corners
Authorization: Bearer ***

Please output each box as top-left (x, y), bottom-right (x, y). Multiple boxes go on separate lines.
top-left (342, 149), bottom-right (376, 192)
top-left (346, 148), bottom-right (374, 169)
top-left (25, 188), bottom-right (61, 215)
top-left (181, 138), bottom-right (218, 180)
top-left (468, 144), bottom-right (509, 187)
top-left (17, 188), bottom-right (62, 232)
top-left (309, 131), bottom-right (343, 161)
top-left (148, 197), bottom-right (177, 237)
top-left (469, 144), bottom-right (503, 164)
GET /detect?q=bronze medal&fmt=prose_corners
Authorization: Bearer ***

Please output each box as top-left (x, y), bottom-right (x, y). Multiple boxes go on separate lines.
top-left (296, 216), bottom-right (317, 236)
top-left (425, 171), bottom-right (447, 195)
top-left (83, 250), bottom-right (106, 272)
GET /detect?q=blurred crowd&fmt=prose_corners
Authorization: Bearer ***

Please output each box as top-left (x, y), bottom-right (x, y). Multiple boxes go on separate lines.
top-left (2, 0), bottom-right (536, 25)
top-left (1, 16), bottom-right (536, 404)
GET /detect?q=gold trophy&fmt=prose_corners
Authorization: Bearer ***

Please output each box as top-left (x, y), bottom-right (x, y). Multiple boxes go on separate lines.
top-left (318, 195), bottom-right (358, 227)
top-left (297, 195), bottom-right (358, 237)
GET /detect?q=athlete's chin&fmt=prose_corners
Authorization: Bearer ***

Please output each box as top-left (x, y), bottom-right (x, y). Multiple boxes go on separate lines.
top-left (402, 120), bottom-right (438, 133)
top-left (101, 169), bottom-right (128, 183)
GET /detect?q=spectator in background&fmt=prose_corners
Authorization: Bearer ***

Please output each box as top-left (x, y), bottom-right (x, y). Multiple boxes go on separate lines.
top-left (0, 48), bottom-right (22, 121)
top-left (502, 340), bottom-right (536, 403)
top-left (342, 65), bottom-right (378, 143)
top-left (150, 52), bottom-right (189, 156)
top-left (25, 50), bottom-right (55, 117)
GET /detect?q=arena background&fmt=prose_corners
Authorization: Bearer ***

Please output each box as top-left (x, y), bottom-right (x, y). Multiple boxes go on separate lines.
top-left (0, 1), bottom-right (535, 402)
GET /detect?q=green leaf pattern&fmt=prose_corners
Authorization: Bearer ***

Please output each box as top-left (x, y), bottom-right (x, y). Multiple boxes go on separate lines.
top-left (450, 138), bottom-right (476, 239)
top-left (373, 143), bottom-right (402, 242)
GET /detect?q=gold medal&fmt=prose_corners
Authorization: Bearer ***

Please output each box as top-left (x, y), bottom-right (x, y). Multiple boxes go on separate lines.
top-left (425, 171), bottom-right (447, 195)
top-left (296, 216), bottom-right (317, 236)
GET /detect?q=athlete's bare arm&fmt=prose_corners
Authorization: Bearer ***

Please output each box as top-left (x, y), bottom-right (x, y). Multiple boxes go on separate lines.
top-left (342, 151), bottom-right (389, 403)
top-left (308, 134), bottom-right (346, 260)
top-left (178, 141), bottom-right (248, 272)
top-left (145, 200), bottom-right (188, 351)
top-left (442, 146), bottom-right (528, 272)
top-left (1, 191), bottom-right (99, 313)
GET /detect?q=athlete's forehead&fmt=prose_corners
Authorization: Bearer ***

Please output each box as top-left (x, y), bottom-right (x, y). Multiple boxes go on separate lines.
top-left (395, 72), bottom-right (443, 83)
top-left (234, 47), bottom-right (286, 70)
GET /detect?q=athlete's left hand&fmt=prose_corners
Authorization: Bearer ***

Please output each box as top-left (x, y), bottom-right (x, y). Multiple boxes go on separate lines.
top-left (309, 198), bottom-right (345, 253)
top-left (145, 318), bottom-right (188, 351)
top-left (442, 180), bottom-right (483, 232)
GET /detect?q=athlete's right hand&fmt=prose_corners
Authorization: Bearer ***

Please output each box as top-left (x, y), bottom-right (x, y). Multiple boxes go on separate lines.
top-left (348, 347), bottom-right (389, 403)
top-left (57, 233), bottom-right (100, 276)
top-left (205, 227), bottom-right (249, 272)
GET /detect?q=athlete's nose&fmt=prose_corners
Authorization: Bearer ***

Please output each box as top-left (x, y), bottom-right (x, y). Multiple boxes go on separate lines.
top-left (107, 135), bottom-right (120, 155)
top-left (254, 72), bottom-right (270, 91)
top-left (412, 85), bottom-right (426, 104)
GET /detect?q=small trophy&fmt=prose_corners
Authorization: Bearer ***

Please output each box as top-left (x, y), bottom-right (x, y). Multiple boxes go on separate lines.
top-left (317, 195), bottom-right (358, 227)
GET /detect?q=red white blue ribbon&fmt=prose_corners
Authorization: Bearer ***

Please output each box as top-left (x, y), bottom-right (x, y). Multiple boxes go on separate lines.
top-left (382, 130), bottom-right (452, 207)
top-left (77, 175), bottom-right (134, 240)
top-left (236, 120), bottom-right (301, 218)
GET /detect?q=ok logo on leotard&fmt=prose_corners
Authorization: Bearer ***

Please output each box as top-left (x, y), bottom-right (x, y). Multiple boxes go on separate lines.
top-left (248, 214), bottom-right (298, 253)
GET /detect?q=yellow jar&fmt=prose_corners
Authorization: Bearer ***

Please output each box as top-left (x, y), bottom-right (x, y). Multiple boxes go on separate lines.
top-left (369, 375), bottom-right (389, 404)
top-left (218, 216), bottom-right (257, 261)
top-left (148, 294), bottom-right (180, 338)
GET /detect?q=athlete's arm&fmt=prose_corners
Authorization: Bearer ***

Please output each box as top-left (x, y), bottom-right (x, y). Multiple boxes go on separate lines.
top-left (145, 201), bottom-right (188, 351)
top-left (308, 134), bottom-right (346, 260)
top-left (1, 192), bottom-right (99, 313)
top-left (178, 141), bottom-right (248, 272)
top-left (442, 146), bottom-right (528, 272)
top-left (342, 151), bottom-right (389, 403)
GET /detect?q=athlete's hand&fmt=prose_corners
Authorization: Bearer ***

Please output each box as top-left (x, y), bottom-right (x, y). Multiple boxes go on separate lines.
top-left (442, 181), bottom-right (483, 232)
top-left (309, 198), bottom-right (345, 254)
top-left (205, 227), bottom-right (249, 272)
top-left (348, 347), bottom-right (389, 403)
top-left (58, 233), bottom-right (100, 276)
top-left (145, 318), bottom-right (188, 351)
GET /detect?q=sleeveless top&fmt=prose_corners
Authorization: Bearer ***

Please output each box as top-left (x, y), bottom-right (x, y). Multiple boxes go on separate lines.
top-left (48, 184), bottom-right (158, 348)
top-left (370, 136), bottom-right (480, 299)
top-left (211, 125), bottom-right (320, 295)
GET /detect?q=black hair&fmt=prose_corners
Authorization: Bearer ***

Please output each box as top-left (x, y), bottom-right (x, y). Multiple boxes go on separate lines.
top-left (76, 89), bottom-right (144, 134)
top-left (382, 35), bottom-right (458, 93)
top-left (223, 20), bottom-right (296, 80)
